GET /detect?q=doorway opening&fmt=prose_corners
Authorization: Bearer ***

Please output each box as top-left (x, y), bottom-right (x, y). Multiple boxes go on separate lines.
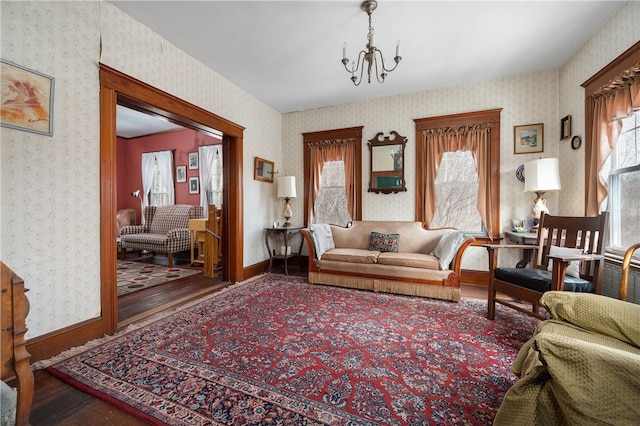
top-left (100, 65), bottom-right (245, 334)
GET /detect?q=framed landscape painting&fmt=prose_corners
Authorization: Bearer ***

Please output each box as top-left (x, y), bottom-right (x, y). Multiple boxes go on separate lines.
top-left (1, 59), bottom-right (55, 136)
top-left (514, 123), bottom-right (543, 154)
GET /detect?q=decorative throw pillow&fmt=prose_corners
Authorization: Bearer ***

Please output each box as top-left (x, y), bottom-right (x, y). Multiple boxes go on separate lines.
top-left (432, 230), bottom-right (466, 270)
top-left (310, 223), bottom-right (335, 259)
top-left (368, 231), bottom-right (400, 253)
top-left (547, 245), bottom-right (583, 278)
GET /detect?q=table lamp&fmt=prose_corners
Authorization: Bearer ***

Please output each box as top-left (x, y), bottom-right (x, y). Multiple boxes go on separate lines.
top-left (277, 176), bottom-right (297, 227)
top-left (524, 158), bottom-right (561, 227)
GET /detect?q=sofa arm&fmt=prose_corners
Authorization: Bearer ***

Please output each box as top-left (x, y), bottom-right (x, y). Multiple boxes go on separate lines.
top-left (450, 236), bottom-right (474, 273)
top-left (300, 229), bottom-right (319, 273)
top-left (167, 228), bottom-right (190, 240)
top-left (120, 224), bottom-right (147, 235)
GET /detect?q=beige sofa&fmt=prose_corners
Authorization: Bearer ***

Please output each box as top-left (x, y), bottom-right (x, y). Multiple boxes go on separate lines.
top-left (301, 221), bottom-right (474, 302)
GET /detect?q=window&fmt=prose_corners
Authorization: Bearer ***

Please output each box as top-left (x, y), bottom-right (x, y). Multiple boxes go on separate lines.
top-left (199, 144), bottom-right (223, 212)
top-left (414, 109), bottom-right (501, 238)
top-left (430, 151), bottom-right (483, 234)
top-left (150, 159), bottom-right (168, 206)
top-left (604, 110), bottom-right (640, 253)
top-left (303, 127), bottom-right (362, 226)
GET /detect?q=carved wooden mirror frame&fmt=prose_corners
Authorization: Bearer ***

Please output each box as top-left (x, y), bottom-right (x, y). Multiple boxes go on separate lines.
top-left (368, 131), bottom-right (407, 194)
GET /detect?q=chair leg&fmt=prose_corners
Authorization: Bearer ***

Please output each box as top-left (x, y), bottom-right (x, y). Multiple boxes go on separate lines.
top-left (120, 247), bottom-right (126, 260)
top-left (487, 276), bottom-right (496, 320)
top-left (167, 253), bottom-right (173, 267)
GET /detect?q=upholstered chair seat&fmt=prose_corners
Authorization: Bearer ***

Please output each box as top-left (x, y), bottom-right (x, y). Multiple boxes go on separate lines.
top-left (494, 267), bottom-right (594, 293)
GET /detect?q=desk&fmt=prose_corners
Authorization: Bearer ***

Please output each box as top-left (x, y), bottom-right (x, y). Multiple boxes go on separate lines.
top-left (189, 218), bottom-right (207, 265)
top-left (504, 230), bottom-right (538, 268)
top-left (264, 227), bottom-right (303, 275)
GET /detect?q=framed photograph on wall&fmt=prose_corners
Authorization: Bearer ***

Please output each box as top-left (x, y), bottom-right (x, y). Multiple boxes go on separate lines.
top-left (514, 123), bottom-right (544, 154)
top-left (1, 59), bottom-right (55, 136)
top-left (176, 165), bottom-right (186, 183)
top-left (561, 115), bottom-right (571, 140)
top-left (188, 152), bottom-right (199, 169)
top-left (188, 176), bottom-right (199, 194)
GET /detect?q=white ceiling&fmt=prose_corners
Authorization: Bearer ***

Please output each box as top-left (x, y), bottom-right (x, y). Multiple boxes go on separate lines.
top-left (109, 0), bottom-right (624, 114)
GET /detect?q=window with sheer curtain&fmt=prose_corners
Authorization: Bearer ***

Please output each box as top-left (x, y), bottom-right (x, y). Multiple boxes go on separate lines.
top-left (583, 42), bottom-right (639, 257)
top-left (199, 144), bottom-right (223, 215)
top-left (141, 150), bottom-right (174, 208)
top-left (302, 127), bottom-right (362, 226)
top-left (414, 110), bottom-right (501, 238)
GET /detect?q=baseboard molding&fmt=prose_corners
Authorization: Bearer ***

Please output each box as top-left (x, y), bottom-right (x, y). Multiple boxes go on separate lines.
top-left (27, 317), bottom-right (105, 364)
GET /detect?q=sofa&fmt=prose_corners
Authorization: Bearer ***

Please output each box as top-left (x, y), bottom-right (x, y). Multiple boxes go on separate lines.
top-left (119, 204), bottom-right (203, 267)
top-left (301, 221), bottom-right (474, 302)
top-left (494, 291), bottom-right (640, 425)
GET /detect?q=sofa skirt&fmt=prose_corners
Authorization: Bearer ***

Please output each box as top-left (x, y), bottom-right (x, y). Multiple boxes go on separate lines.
top-left (308, 272), bottom-right (460, 302)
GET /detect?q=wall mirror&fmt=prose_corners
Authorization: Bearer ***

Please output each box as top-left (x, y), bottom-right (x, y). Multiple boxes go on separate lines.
top-left (254, 157), bottom-right (275, 183)
top-left (368, 131), bottom-right (407, 194)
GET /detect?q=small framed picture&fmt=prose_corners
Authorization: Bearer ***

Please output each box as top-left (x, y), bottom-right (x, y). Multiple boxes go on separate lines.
top-left (560, 115), bottom-right (571, 140)
top-left (514, 123), bottom-right (544, 154)
top-left (188, 176), bottom-right (199, 194)
top-left (1, 59), bottom-right (55, 136)
top-left (176, 165), bottom-right (186, 183)
top-left (188, 152), bottom-right (199, 170)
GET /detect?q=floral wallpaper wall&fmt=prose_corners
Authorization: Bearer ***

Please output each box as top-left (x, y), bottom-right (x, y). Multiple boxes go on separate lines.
top-left (1, 1), bottom-right (282, 338)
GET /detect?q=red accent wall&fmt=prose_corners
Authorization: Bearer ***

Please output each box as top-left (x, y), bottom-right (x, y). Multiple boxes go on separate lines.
top-left (117, 128), bottom-right (221, 219)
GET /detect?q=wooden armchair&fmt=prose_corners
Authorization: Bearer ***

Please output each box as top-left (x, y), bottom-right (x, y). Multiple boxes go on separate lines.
top-left (485, 212), bottom-right (608, 320)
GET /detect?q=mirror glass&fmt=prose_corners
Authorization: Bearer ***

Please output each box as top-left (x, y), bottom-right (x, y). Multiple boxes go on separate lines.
top-left (254, 157), bottom-right (274, 183)
top-left (368, 131), bottom-right (407, 194)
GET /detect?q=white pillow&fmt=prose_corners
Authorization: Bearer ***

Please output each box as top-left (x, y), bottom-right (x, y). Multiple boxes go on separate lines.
top-left (547, 245), bottom-right (583, 278)
top-left (432, 230), bottom-right (466, 270)
top-left (310, 223), bottom-right (335, 259)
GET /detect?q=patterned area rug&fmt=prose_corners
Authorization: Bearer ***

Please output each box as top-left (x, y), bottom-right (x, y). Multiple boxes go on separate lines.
top-left (117, 260), bottom-right (201, 296)
top-left (47, 274), bottom-right (539, 425)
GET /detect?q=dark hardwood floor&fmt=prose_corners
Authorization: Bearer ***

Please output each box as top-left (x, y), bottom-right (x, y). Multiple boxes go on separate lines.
top-left (30, 269), bottom-right (489, 425)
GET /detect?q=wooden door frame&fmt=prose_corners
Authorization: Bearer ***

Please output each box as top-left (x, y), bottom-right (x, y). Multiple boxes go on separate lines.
top-left (100, 65), bottom-right (244, 334)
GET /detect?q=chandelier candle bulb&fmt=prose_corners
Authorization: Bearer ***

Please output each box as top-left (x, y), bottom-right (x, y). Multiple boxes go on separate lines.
top-left (343, 42), bottom-right (347, 60)
top-left (396, 39), bottom-right (400, 57)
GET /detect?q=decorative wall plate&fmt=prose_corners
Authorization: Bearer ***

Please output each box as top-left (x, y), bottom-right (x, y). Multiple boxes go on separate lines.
top-left (516, 164), bottom-right (525, 182)
top-left (571, 135), bottom-right (582, 150)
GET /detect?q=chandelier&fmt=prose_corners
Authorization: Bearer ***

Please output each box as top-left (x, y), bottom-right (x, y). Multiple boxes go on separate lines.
top-left (341, 0), bottom-right (401, 86)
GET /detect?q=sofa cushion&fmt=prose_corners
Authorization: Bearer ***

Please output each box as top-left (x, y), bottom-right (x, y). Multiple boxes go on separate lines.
top-left (368, 232), bottom-right (400, 253)
top-left (432, 230), bottom-right (466, 270)
top-left (321, 248), bottom-right (380, 264)
top-left (310, 223), bottom-right (335, 259)
top-left (546, 245), bottom-right (582, 278)
top-left (377, 252), bottom-right (440, 270)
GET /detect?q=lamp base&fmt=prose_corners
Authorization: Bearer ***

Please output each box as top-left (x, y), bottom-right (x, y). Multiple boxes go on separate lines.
top-left (282, 198), bottom-right (293, 228)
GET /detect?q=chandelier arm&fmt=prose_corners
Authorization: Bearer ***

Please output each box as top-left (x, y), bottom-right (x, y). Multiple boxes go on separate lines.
top-left (378, 49), bottom-right (402, 73)
top-left (353, 55), bottom-right (367, 86)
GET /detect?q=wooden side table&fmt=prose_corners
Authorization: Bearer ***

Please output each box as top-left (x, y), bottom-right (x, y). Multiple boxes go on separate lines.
top-left (504, 230), bottom-right (538, 268)
top-left (264, 226), bottom-right (304, 275)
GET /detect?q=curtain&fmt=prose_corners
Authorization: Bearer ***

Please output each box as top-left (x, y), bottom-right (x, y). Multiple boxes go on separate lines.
top-left (154, 150), bottom-right (175, 205)
top-left (418, 124), bottom-right (494, 236)
top-left (199, 145), bottom-right (223, 216)
top-left (586, 64), bottom-right (640, 215)
top-left (140, 153), bottom-right (156, 222)
top-left (306, 138), bottom-right (356, 225)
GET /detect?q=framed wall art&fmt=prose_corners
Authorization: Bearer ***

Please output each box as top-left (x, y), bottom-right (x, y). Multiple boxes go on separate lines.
top-left (188, 152), bottom-right (199, 169)
top-left (1, 59), bottom-right (55, 136)
top-left (188, 176), bottom-right (199, 194)
top-left (176, 165), bottom-right (186, 183)
top-left (561, 115), bottom-right (571, 140)
top-left (514, 123), bottom-right (544, 154)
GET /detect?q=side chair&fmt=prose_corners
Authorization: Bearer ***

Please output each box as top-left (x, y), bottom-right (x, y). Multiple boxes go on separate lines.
top-left (485, 212), bottom-right (608, 320)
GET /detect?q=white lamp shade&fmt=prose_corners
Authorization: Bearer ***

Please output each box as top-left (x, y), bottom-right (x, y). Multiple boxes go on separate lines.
top-left (277, 176), bottom-right (297, 198)
top-left (524, 158), bottom-right (561, 192)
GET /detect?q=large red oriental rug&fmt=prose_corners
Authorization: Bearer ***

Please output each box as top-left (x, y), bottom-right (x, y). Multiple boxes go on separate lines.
top-left (47, 274), bottom-right (539, 425)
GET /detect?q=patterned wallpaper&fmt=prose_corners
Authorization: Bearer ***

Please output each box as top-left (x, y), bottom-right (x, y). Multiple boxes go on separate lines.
top-left (1, 1), bottom-right (283, 338)
top-left (0, 0), bottom-right (637, 338)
